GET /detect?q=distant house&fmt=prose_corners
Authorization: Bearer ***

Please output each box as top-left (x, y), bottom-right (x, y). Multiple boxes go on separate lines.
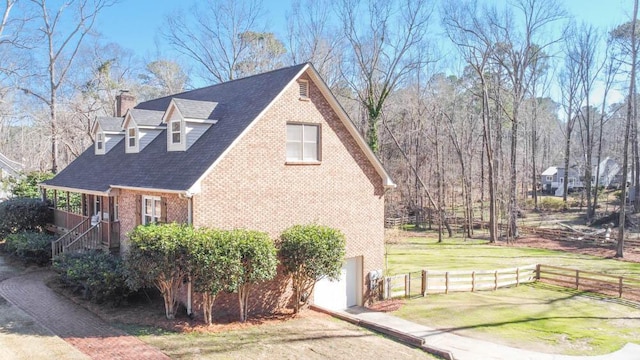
top-left (540, 166), bottom-right (589, 196)
top-left (0, 152), bottom-right (23, 200)
top-left (541, 158), bottom-right (622, 197)
top-left (41, 63), bottom-right (395, 314)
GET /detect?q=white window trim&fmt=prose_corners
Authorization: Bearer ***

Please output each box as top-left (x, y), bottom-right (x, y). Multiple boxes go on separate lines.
top-left (168, 119), bottom-right (186, 151)
top-left (142, 195), bottom-right (162, 225)
top-left (126, 126), bottom-right (139, 153)
top-left (298, 79), bottom-right (309, 100)
top-left (286, 123), bottom-right (320, 164)
top-left (96, 132), bottom-right (105, 155)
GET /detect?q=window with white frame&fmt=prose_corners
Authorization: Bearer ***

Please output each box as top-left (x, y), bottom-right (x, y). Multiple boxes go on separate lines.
top-left (96, 132), bottom-right (104, 151)
top-left (142, 196), bottom-right (162, 225)
top-left (286, 123), bottom-right (319, 162)
top-left (128, 127), bottom-right (137, 148)
top-left (546, 176), bottom-right (552, 182)
top-left (170, 120), bottom-right (182, 144)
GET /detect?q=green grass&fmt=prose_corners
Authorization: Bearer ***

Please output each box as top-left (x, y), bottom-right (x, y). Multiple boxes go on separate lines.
top-left (386, 234), bottom-right (640, 277)
top-left (392, 283), bottom-right (640, 355)
top-left (386, 231), bottom-right (640, 355)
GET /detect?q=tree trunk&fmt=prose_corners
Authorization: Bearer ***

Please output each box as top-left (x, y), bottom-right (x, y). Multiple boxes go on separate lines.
top-left (509, 116), bottom-right (519, 241)
top-left (202, 292), bottom-right (216, 325)
top-left (618, 0), bottom-right (638, 258)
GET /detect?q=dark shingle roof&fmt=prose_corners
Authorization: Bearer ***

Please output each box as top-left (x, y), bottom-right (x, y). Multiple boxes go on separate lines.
top-left (43, 63), bottom-right (307, 193)
top-left (173, 98), bottom-right (218, 119)
top-left (129, 109), bottom-right (165, 127)
top-left (96, 117), bottom-right (123, 132)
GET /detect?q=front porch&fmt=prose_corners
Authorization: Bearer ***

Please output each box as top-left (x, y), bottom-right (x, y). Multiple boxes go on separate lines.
top-left (44, 189), bottom-right (120, 258)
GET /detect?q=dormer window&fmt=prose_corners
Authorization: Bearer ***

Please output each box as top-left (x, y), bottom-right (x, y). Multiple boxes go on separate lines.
top-left (126, 127), bottom-right (138, 153)
top-left (299, 80), bottom-right (309, 99)
top-left (96, 133), bottom-right (104, 152)
top-left (167, 119), bottom-right (186, 151)
top-left (171, 120), bottom-right (182, 144)
top-left (128, 128), bottom-right (136, 147)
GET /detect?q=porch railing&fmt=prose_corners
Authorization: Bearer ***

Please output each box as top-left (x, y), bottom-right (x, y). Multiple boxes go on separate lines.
top-left (52, 208), bottom-right (84, 231)
top-left (52, 217), bottom-right (91, 259)
top-left (64, 223), bottom-right (102, 254)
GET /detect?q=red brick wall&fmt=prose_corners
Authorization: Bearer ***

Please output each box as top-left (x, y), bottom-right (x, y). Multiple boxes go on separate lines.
top-left (193, 71), bottom-right (386, 308)
top-left (117, 189), bottom-right (189, 254)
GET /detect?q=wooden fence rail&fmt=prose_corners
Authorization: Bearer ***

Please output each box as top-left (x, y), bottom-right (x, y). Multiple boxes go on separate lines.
top-left (536, 264), bottom-right (640, 300)
top-left (383, 264), bottom-right (640, 302)
top-left (383, 265), bottom-right (537, 299)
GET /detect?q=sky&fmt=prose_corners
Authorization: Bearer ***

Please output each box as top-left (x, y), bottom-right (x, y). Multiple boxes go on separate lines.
top-left (96, 0), bottom-right (634, 58)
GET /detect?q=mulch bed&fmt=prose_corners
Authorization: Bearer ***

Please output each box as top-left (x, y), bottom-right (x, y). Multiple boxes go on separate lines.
top-left (47, 278), bottom-right (302, 333)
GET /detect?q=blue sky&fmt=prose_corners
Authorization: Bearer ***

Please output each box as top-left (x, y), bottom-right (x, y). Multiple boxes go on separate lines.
top-left (96, 0), bottom-right (634, 57)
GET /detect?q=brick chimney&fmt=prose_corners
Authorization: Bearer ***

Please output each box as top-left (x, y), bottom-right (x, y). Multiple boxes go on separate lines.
top-left (115, 91), bottom-right (136, 117)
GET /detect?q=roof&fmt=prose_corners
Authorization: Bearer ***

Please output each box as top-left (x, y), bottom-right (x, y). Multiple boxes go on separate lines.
top-left (541, 167), bottom-right (557, 176)
top-left (172, 98), bottom-right (218, 119)
top-left (128, 109), bottom-right (166, 127)
top-left (96, 117), bottom-right (123, 133)
top-left (0, 152), bottom-right (22, 177)
top-left (42, 63), bottom-right (394, 194)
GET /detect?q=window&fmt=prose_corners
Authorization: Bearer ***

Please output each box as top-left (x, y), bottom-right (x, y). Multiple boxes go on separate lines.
top-left (142, 196), bottom-right (162, 225)
top-left (171, 120), bottom-right (182, 144)
top-left (298, 80), bottom-right (309, 99)
top-left (128, 128), bottom-right (136, 148)
top-left (545, 176), bottom-right (552, 182)
top-left (113, 196), bottom-right (119, 221)
top-left (286, 123), bottom-right (319, 162)
top-left (96, 133), bottom-right (104, 151)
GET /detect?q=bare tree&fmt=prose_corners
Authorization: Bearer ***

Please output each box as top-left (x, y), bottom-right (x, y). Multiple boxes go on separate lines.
top-left (338, 0), bottom-right (433, 154)
top-left (442, 0), bottom-right (499, 242)
top-left (559, 25), bottom-right (583, 208)
top-left (19, 0), bottom-right (115, 173)
top-left (487, 0), bottom-right (565, 240)
top-left (163, 0), bottom-right (281, 83)
top-left (617, 0), bottom-right (639, 258)
top-left (286, 0), bottom-right (344, 89)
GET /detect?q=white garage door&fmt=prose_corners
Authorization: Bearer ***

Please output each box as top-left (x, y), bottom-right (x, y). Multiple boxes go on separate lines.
top-left (314, 257), bottom-right (359, 310)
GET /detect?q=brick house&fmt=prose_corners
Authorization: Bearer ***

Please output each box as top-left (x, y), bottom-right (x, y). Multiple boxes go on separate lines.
top-left (41, 63), bottom-right (395, 315)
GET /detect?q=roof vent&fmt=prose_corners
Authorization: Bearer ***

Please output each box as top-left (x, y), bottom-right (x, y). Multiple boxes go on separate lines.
top-left (299, 80), bottom-right (309, 99)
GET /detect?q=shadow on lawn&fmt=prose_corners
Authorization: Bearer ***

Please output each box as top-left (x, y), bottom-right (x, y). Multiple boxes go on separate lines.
top-left (533, 282), bottom-right (640, 309)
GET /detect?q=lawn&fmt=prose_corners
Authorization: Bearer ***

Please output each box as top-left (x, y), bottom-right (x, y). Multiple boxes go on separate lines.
top-left (392, 283), bottom-right (640, 355)
top-left (386, 230), bottom-right (640, 355)
top-left (385, 231), bottom-right (640, 277)
top-left (120, 312), bottom-right (436, 360)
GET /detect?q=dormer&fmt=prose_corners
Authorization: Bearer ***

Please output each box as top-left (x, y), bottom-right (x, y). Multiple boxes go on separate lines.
top-left (122, 109), bottom-right (166, 154)
top-left (92, 117), bottom-right (125, 155)
top-left (162, 98), bottom-right (218, 152)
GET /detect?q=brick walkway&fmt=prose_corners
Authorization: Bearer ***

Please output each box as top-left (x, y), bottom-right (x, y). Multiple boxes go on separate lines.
top-left (0, 270), bottom-right (170, 360)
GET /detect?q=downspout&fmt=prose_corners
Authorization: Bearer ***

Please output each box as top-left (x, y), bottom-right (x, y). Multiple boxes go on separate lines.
top-left (186, 195), bottom-right (193, 317)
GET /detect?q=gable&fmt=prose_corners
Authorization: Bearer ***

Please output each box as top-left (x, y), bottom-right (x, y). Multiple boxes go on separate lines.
top-left (42, 63), bottom-right (394, 195)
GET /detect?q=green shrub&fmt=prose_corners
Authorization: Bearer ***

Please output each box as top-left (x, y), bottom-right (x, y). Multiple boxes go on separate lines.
top-left (5, 231), bottom-right (55, 265)
top-left (0, 198), bottom-right (52, 239)
top-left (125, 223), bottom-right (194, 319)
top-left (279, 224), bottom-right (346, 313)
top-left (5, 172), bottom-right (54, 199)
top-left (539, 197), bottom-right (565, 211)
top-left (229, 229), bottom-right (278, 322)
top-left (53, 250), bottom-right (131, 305)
